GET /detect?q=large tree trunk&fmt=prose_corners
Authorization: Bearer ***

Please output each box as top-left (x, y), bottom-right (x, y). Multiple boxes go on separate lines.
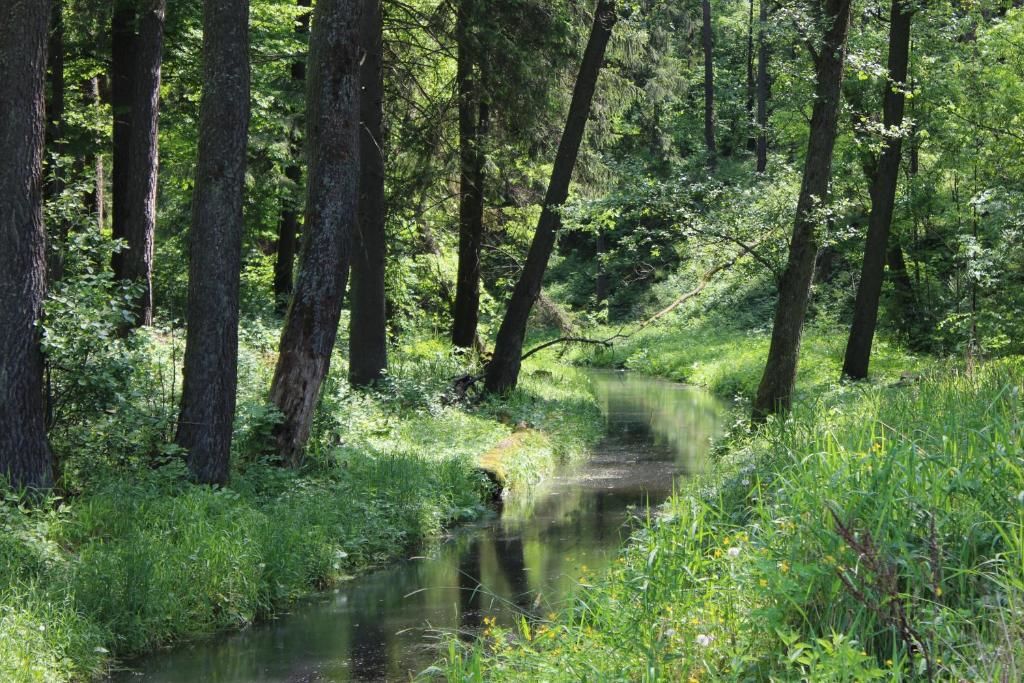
top-left (110, 1), bottom-right (134, 275)
top-left (701, 0), bottom-right (716, 162)
top-left (175, 0), bottom-right (251, 486)
top-left (752, 0), bottom-right (853, 420)
top-left (348, 0), bottom-right (389, 386)
top-left (842, 0), bottom-right (912, 380)
top-left (111, 0), bottom-right (166, 328)
top-left (273, 0), bottom-right (311, 312)
top-left (269, 0), bottom-right (362, 466)
top-left (451, 0), bottom-right (488, 350)
top-left (0, 0), bottom-right (56, 493)
top-left (755, 0), bottom-right (770, 173)
top-left (484, 0), bottom-right (617, 394)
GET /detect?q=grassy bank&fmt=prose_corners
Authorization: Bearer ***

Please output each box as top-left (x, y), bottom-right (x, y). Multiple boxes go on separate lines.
top-left (0, 335), bottom-right (602, 682)
top-left (446, 323), bottom-right (1024, 681)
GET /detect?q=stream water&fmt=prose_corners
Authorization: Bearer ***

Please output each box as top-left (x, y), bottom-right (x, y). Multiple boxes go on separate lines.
top-left (112, 371), bottom-right (722, 682)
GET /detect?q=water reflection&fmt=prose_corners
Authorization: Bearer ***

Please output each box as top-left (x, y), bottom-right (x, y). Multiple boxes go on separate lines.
top-left (111, 371), bottom-right (721, 682)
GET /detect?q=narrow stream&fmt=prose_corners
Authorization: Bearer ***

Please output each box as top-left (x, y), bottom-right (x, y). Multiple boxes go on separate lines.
top-left (113, 371), bottom-right (722, 682)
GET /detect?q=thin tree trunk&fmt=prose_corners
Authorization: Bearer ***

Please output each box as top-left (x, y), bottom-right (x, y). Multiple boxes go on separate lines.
top-left (85, 76), bottom-right (106, 231)
top-left (269, 0), bottom-right (362, 466)
top-left (701, 0), bottom-right (716, 162)
top-left (842, 0), bottom-right (912, 380)
top-left (752, 0), bottom-right (853, 420)
top-left (746, 0), bottom-right (756, 152)
top-left (349, 0), bottom-right (389, 386)
top-left (452, 0), bottom-right (488, 349)
top-left (110, 1), bottom-right (134, 276)
top-left (45, 0), bottom-right (68, 281)
top-left (111, 0), bottom-right (165, 327)
top-left (485, 0), bottom-right (617, 394)
top-left (175, 0), bottom-right (251, 485)
top-left (0, 0), bottom-right (56, 493)
top-left (755, 0), bottom-right (770, 173)
top-left (273, 0), bottom-right (311, 312)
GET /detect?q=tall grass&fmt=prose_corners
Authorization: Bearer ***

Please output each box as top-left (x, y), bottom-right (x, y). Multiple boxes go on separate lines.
top-left (446, 332), bottom-right (1023, 681)
top-left (0, 337), bottom-right (603, 682)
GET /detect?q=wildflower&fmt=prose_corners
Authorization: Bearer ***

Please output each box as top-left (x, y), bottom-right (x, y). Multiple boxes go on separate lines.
top-left (778, 561), bottom-right (790, 574)
top-left (935, 587), bottom-right (943, 597)
top-left (885, 659), bottom-right (894, 667)
top-left (695, 634), bottom-right (714, 647)
top-left (713, 548), bottom-right (723, 558)
top-left (727, 547), bottom-right (741, 558)
top-left (759, 578), bottom-right (768, 588)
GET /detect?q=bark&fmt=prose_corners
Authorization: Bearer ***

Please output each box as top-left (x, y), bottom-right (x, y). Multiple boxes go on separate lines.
top-left (484, 0), bottom-right (617, 394)
top-left (111, 0), bottom-right (166, 327)
top-left (752, 0), bottom-right (853, 420)
top-left (842, 0), bottom-right (912, 380)
top-left (0, 0), bottom-right (56, 493)
top-left (451, 0), bottom-right (488, 349)
top-left (269, 0), bottom-right (362, 466)
top-left (273, 0), bottom-right (311, 311)
top-left (746, 0), bottom-right (756, 152)
top-left (702, 0), bottom-right (717, 162)
top-left (110, 2), bottom-right (134, 268)
top-left (756, 0), bottom-right (770, 173)
top-left (86, 77), bottom-right (106, 231)
top-left (349, 0), bottom-right (389, 386)
top-left (175, 0), bottom-right (251, 485)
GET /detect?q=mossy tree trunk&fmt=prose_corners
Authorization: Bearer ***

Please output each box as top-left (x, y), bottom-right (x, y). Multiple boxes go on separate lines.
top-left (269, 0), bottom-right (362, 466)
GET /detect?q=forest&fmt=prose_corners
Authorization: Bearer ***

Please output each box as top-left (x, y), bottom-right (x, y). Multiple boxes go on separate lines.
top-left (1, 0), bottom-right (1023, 680)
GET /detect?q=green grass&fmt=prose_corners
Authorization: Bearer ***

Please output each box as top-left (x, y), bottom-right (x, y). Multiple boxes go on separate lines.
top-left (0, 335), bottom-right (603, 682)
top-left (446, 324), bottom-right (1024, 681)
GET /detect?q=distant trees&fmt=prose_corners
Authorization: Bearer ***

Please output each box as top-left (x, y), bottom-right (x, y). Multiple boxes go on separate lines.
top-left (270, 0), bottom-right (362, 465)
top-left (843, 0), bottom-right (913, 380)
top-left (0, 0), bottom-right (56, 492)
top-left (702, 0), bottom-right (716, 162)
top-left (349, 0), bottom-right (389, 386)
top-left (485, 0), bottom-right (618, 394)
top-left (753, 0), bottom-right (854, 419)
top-left (175, 0), bottom-right (251, 485)
top-left (111, 0), bottom-right (167, 327)
top-left (755, 0), bottom-right (770, 173)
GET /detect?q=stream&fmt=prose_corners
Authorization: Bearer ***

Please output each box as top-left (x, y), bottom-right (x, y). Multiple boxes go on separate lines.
top-left (112, 371), bottom-right (722, 682)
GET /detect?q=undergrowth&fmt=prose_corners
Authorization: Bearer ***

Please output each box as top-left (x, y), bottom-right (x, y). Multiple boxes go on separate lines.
top-left (0, 334), bottom-right (602, 682)
top-left (445, 324), bottom-right (1024, 681)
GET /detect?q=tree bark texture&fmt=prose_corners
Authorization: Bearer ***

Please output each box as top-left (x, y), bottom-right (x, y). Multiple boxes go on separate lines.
top-left (269, 0), bottom-right (362, 466)
top-left (842, 0), bottom-right (912, 380)
top-left (451, 0), bottom-right (488, 349)
top-left (0, 0), bottom-right (56, 493)
top-left (484, 0), bottom-right (616, 394)
top-left (702, 0), bottom-right (717, 161)
top-left (111, 0), bottom-right (166, 327)
top-left (756, 0), bottom-right (770, 173)
top-left (752, 0), bottom-right (853, 419)
top-left (349, 0), bottom-right (389, 386)
top-left (273, 0), bottom-right (311, 311)
top-left (175, 0), bottom-right (251, 485)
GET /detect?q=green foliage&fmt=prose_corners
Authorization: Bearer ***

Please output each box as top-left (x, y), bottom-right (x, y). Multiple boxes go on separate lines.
top-left (446, 340), bottom-right (1024, 681)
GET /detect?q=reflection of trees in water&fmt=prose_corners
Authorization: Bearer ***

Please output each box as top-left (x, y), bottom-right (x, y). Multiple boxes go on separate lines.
top-left (458, 538), bottom-right (484, 635)
top-left (349, 617), bottom-right (388, 681)
top-left (591, 372), bottom-right (722, 473)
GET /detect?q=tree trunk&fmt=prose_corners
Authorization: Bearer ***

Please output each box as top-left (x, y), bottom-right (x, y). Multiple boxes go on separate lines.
top-left (85, 76), bottom-right (106, 231)
top-left (273, 0), bottom-right (311, 312)
top-left (45, 0), bottom-right (68, 281)
top-left (451, 0), bottom-right (488, 349)
top-left (0, 0), bottom-right (56, 493)
top-left (755, 0), bottom-right (770, 173)
top-left (842, 0), bottom-right (912, 380)
top-left (111, 0), bottom-right (165, 328)
top-left (269, 0), bottom-right (362, 466)
top-left (701, 0), bottom-right (716, 162)
top-left (752, 0), bottom-right (853, 420)
top-left (175, 0), bottom-right (251, 486)
top-left (110, 1), bottom-right (134, 278)
top-left (746, 0), bottom-right (756, 152)
top-left (484, 0), bottom-right (617, 395)
top-left (349, 0), bottom-right (389, 386)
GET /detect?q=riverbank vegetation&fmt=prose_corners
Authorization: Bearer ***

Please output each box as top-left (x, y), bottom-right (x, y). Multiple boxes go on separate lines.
top-left (2, 0), bottom-right (1023, 680)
